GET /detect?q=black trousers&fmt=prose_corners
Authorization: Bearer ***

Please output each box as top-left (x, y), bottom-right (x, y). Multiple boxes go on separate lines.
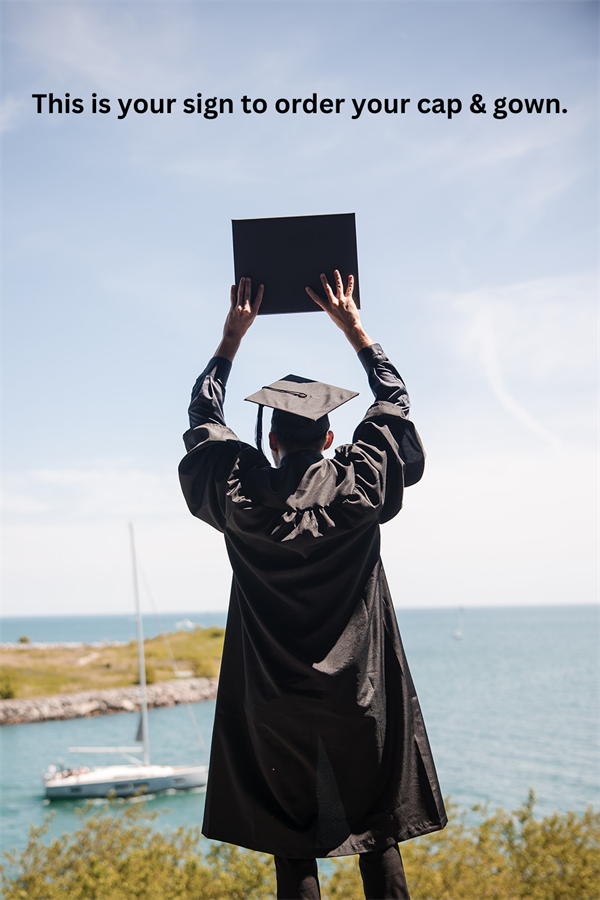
top-left (274, 843), bottom-right (411, 900)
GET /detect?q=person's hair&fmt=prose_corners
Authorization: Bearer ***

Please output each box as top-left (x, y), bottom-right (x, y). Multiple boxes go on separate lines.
top-left (269, 410), bottom-right (330, 454)
top-left (270, 426), bottom-right (328, 454)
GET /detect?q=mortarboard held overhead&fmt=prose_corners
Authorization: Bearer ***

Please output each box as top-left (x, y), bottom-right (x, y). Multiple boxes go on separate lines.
top-left (232, 212), bottom-right (360, 315)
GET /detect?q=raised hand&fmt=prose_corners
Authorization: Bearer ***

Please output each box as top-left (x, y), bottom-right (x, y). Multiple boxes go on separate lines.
top-left (305, 270), bottom-right (373, 352)
top-left (215, 277), bottom-right (264, 361)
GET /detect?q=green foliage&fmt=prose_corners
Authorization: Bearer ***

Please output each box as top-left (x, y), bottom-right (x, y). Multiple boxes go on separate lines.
top-left (2, 793), bottom-right (597, 900)
top-left (134, 664), bottom-right (157, 686)
top-left (324, 792), bottom-right (600, 900)
top-left (0, 802), bottom-right (276, 900)
top-left (190, 657), bottom-right (220, 678)
top-left (17, 635), bottom-right (30, 644)
top-left (202, 627), bottom-right (226, 640)
top-left (0, 671), bottom-right (18, 699)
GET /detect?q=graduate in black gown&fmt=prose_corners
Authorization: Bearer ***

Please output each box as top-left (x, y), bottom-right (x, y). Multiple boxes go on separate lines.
top-left (179, 272), bottom-right (447, 899)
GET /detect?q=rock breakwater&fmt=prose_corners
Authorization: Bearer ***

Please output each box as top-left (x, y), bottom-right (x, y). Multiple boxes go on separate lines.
top-left (0, 677), bottom-right (218, 726)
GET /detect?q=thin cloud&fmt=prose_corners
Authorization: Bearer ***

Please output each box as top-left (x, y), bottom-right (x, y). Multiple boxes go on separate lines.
top-left (2, 467), bottom-right (184, 521)
top-left (461, 309), bottom-right (564, 450)
top-left (0, 94), bottom-right (26, 133)
top-left (439, 273), bottom-right (597, 449)
top-left (10, 5), bottom-right (194, 94)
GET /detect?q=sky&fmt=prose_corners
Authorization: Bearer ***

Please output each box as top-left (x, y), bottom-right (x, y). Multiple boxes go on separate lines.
top-left (1, 0), bottom-right (597, 618)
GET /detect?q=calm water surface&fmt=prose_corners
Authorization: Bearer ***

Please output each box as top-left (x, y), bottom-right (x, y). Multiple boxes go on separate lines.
top-left (1, 611), bottom-right (228, 644)
top-left (1, 605), bottom-right (597, 855)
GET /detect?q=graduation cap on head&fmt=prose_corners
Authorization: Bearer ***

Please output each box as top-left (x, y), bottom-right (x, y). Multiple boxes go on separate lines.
top-left (245, 375), bottom-right (359, 453)
top-left (232, 213), bottom-right (360, 315)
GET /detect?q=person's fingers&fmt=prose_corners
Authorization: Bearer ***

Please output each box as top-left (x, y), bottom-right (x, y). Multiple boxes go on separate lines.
top-left (334, 270), bottom-right (344, 299)
top-left (306, 286), bottom-right (327, 309)
top-left (345, 274), bottom-right (355, 299)
top-left (253, 284), bottom-right (264, 312)
top-left (244, 276), bottom-right (252, 308)
top-left (320, 273), bottom-right (336, 303)
top-left (230, 285), bottom-right (237, 307)
top-left (237, 277), bottom-right (246, 306)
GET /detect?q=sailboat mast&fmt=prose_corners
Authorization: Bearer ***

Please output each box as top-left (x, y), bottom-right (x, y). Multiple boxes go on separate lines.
top-left (129, 523), bottom-right (150, 766)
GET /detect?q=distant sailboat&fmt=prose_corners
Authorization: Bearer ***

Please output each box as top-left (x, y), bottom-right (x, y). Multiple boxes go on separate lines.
top-left (43, 524), bottom-right (208, 800)
top-left (453, 607), bottom-right (464, 640)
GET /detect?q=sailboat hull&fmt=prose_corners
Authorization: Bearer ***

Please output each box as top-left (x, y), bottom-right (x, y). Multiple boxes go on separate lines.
top-left (44, 764), bottom-right (208, 799)
top-left (43, 528), bottom-right (208, 801)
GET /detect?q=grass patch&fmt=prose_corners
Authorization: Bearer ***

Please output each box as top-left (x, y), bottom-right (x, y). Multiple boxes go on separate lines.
top-left (0, 627), bottom-right (225, 699)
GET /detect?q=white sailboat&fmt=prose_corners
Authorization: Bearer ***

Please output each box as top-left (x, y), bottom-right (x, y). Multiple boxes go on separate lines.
top-left (43, 524), bottom-right (208, 800)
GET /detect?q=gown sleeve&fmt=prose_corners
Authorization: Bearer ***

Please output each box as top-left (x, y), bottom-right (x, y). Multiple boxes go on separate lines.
top-left (187, 356), bottom-right (233, 431)
top-left (349, 343), bottom-right (426, 524)
top-left (179, 356), bottom-right (253, 532)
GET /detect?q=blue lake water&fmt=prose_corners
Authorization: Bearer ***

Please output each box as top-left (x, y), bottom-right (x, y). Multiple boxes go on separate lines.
top-left (1, 605), bottom-right (598, 856)
top-left (1, 611), bottom-right (228, 644)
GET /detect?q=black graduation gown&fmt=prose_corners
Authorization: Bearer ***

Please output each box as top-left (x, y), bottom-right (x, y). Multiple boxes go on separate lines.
top-left (178, 345), bottom-right (447, 858)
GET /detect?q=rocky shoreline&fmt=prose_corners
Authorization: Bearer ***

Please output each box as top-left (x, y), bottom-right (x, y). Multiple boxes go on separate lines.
top-left (0, 677), bottom-right (219, 726)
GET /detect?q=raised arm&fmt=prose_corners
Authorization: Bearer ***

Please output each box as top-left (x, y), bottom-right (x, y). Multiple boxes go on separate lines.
top-left (188, 277), bottom-right (263, 429)
top-left (215, 276), bottom-right (264, 362)
top-left (305, 270), bottom-right (410, 411)
top-left (307, 270), bottom-right (422, 497)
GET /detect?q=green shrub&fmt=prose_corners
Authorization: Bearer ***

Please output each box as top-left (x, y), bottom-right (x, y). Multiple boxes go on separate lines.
top-left (324, 792), bottom-right (600, 900)
top-left (133, 664), bottom-right (156, 686)
top-left (17, 635), bottom-right (30, 644)
top-left (0, 802), bottom-right (275, 900)
top-left (1, 793), bottom-right (598, 900)
top-left (0, 672), bottom-right (18, 699)
top-left (203, 627), bottom-right (226, 640)
top-left (191, 657), bottom-right (220, 678)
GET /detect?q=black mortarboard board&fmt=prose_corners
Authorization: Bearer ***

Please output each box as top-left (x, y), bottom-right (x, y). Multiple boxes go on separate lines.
top-left (245, 374), bottom-right (359, 452)
top-left (232, 213), bottom-right (360, 315)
